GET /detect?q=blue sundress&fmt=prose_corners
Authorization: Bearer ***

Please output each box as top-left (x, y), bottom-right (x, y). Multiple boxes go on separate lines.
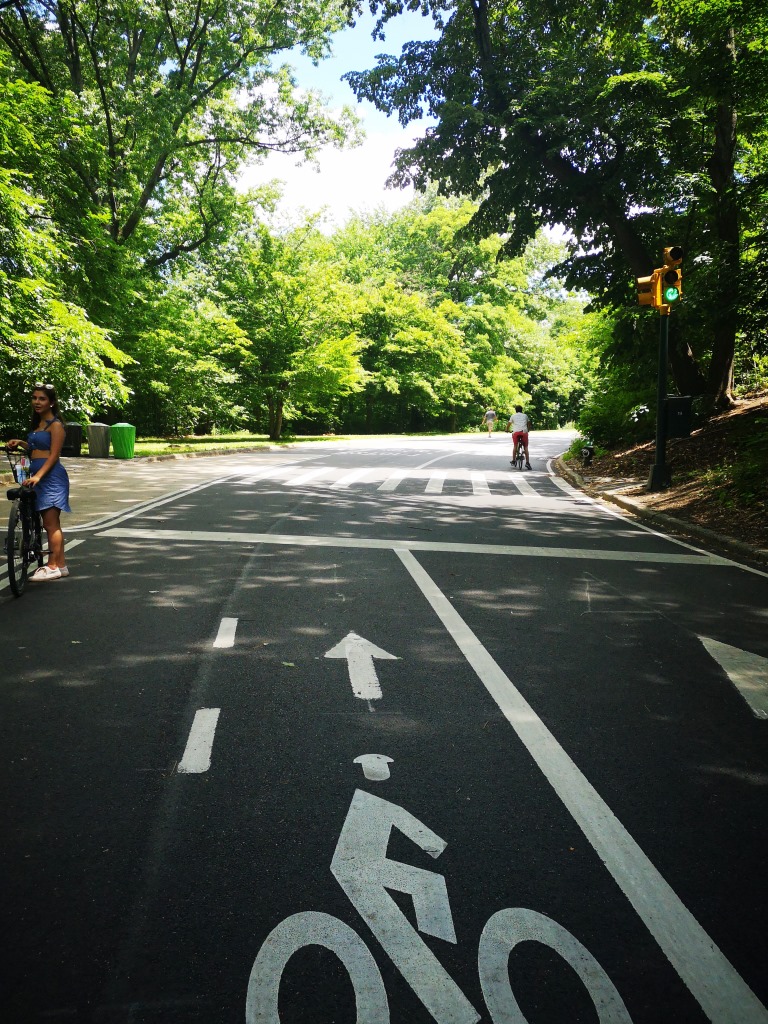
top-left (27, 417), bottom-right (71, 513)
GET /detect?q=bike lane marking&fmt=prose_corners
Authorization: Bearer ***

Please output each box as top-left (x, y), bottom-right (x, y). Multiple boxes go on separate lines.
top-left (394, 547), bottom-right (768, 1024)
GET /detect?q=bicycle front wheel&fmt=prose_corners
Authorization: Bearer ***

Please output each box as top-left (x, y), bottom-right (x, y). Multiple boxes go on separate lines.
top-left (30, 508), bottom-right (44, 572)
top-left (6, 500), bottom-right (28, 596)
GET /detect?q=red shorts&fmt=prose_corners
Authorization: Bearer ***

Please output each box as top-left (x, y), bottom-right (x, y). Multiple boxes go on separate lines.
top-left (512, 430), bottom-right (528, 446)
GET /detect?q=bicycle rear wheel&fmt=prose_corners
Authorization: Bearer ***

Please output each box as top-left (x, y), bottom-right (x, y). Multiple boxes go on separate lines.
top-left (6, 500), bottom-right (28, 596)
top-left (515, 445), bottom-right (525, 470)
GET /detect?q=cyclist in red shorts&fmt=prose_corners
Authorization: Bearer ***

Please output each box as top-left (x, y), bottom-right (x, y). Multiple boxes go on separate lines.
top-left (506, 405), bottom-right (532, 469)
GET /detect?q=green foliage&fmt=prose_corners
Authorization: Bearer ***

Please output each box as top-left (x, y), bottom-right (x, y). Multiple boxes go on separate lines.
top-left (0, 62), bottom-right (129, 432)
top-left (346, 0), bottom-right (768, 407)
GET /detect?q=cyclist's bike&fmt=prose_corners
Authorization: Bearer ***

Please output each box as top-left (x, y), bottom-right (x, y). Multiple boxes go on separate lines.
top-left (4, 447), bottom-right (44, 596)
top-left (511, 438), bottom-right (525, 470)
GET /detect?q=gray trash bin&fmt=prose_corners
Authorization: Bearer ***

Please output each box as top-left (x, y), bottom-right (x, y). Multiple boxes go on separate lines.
top-left (87, 422), bottom-right (111, 458)
top-left (62, 422), bottom-right (83, 457)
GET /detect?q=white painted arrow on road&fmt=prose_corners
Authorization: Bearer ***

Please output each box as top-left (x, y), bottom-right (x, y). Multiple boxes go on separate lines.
top-left (699, 636), bottom-right (768, 719)
top-left (325, 632), bottom-right (398, 701)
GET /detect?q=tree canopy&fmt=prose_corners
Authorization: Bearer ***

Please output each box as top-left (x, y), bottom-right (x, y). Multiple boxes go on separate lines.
top-left (345, 0), bottom-right (768, 408)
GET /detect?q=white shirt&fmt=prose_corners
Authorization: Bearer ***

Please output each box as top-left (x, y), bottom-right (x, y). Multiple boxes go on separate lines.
top-left (509, 412), bottom-right (530, 431)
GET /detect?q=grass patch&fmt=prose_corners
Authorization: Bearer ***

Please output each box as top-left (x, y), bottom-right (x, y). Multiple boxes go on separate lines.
top-left (82, 432), bottom-right (351, 458)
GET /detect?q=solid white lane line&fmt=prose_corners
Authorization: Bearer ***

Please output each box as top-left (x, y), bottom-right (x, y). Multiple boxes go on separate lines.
top-left (394, 548), bottom-right (768, 1024)
top-left (699, 637), bottom-right (768, 719)
top-left (425, 471), bottom-right (445, 494)
top-left (98, 527), bottom-right (731, 565)
top-left (177, 708), bottom-right (221, 774)
top-left (213, 617), bottom-right (238, 649)
top-left (471, 472), bottom-right (490, 495)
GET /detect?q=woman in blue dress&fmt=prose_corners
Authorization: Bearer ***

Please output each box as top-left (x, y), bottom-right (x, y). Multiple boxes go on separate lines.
top-left (8, 383), bottom-right (71, 581)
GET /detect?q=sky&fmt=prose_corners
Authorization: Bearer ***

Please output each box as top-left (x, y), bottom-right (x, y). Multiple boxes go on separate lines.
top-left (238, 9), bottom-right (438, 229)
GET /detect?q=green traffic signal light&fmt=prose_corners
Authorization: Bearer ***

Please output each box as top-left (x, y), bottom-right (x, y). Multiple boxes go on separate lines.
top-left (663, 267), bottom-right (682, 303)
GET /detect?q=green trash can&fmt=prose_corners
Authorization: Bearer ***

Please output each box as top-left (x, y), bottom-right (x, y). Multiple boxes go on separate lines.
top-left (110, 422), bottom-right (136, 460)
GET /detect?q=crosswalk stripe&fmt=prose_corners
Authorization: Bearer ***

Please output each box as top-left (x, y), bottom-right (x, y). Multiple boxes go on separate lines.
top-left (285, 467), bottom-right (327, 486)
top-left (233, 465), bottom-right (564, 498)
top-left (378, 472), bottom-right (406, 492)
top-left (508, 472), bottom-right (537, 496)
top-left (331, 468), bottom-right (371, 489)
top-left (471, 472), bottom-right (491, 495)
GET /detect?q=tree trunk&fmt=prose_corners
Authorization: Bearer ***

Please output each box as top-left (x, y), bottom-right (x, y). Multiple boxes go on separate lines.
top-left (267, 394), bottom-right (283, 441)
top-left (706, 32), bottom-right (739, 410)
top-left (668, 319), bottom-right (707, 396)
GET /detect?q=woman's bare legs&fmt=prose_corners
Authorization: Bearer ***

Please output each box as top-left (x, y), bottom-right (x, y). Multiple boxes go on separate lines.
top-left (42, 507), bottom-right (66, 569)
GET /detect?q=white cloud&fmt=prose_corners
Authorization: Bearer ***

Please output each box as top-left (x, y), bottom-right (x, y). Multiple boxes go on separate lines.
top-left (238, 119), bottom-right (425, 229)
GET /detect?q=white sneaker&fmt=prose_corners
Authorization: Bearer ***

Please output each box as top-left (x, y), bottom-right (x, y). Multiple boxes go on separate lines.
top-left (30, 565), bottom-right (62, 581)
top-left (59, 566), bottom-right (69, 577)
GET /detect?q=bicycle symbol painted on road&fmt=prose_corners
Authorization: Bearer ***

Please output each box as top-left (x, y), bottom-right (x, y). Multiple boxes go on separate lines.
top-left (245, 756), bottom-right (632, 1023)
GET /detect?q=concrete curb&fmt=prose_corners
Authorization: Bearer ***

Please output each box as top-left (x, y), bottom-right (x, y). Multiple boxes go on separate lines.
top-left (554, 457), bottom-right (768, 565)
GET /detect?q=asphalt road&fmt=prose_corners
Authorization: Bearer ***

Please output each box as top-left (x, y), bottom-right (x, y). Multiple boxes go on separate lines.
top-left (1, 433), bottom-right (767, 1024)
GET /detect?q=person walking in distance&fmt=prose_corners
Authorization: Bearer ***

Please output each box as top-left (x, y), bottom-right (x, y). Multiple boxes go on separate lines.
top-left (506, 405), bottom-right (532, 469)
top-left (7, 383), bottom-right (71, 580)
top-left (482, 407), bottom-right (497, 437)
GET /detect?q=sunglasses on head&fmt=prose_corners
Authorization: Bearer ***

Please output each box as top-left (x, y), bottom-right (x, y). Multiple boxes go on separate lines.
top-left (33, 383), bottom-right (54, 391)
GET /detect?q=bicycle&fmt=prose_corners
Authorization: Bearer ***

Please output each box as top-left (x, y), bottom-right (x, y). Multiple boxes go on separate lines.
top-left (3, 447), bottom-right (44, 596)
top-left (511, 438), bottom-right (525, 470)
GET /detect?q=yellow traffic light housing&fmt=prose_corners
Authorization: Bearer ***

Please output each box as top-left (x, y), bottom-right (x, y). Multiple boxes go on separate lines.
top-left (637, 270), bottom-right (661, 308)
top-left (637, 246), bottom-right (683, 314)
top-left (661, 246), bottom-right (683, 306)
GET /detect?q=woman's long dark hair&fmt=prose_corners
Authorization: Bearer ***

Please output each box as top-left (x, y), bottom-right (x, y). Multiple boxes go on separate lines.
top-left (29, 384), bottom-right (61, 430)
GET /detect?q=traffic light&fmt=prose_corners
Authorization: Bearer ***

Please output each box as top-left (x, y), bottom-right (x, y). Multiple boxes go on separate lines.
top-left (661, 246), bottom-right (683, 305)
top-left (637, 270), bottom-right (661, 309)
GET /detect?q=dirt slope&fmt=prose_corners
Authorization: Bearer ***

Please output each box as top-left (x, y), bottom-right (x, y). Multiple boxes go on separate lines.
top-left (571, 393), bottom-right (768, 554)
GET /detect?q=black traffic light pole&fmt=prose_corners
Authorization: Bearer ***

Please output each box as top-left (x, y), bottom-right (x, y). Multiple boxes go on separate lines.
top-left (644, 246), bottom-right (683, 492)
top-left (647, 313), bottom-right (671, 491)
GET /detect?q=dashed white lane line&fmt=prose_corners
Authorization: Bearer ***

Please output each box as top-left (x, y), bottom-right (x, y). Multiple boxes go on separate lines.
top-left (395, 548), bottom-right (768, 1024)
top-left (213, 617), bottom-right (238, 649)
top-left (177, 708), bottom-right (221, 774)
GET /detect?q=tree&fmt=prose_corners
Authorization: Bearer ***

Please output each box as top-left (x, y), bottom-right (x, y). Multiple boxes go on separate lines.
top-left (0, 60), bottom-right (129, 432)
top-left (345, 0), bottom-right (768, 408)
top-left (216, 216), bottom-right (366, 439)
top-left (0, 0), bottom-right (360, 314)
